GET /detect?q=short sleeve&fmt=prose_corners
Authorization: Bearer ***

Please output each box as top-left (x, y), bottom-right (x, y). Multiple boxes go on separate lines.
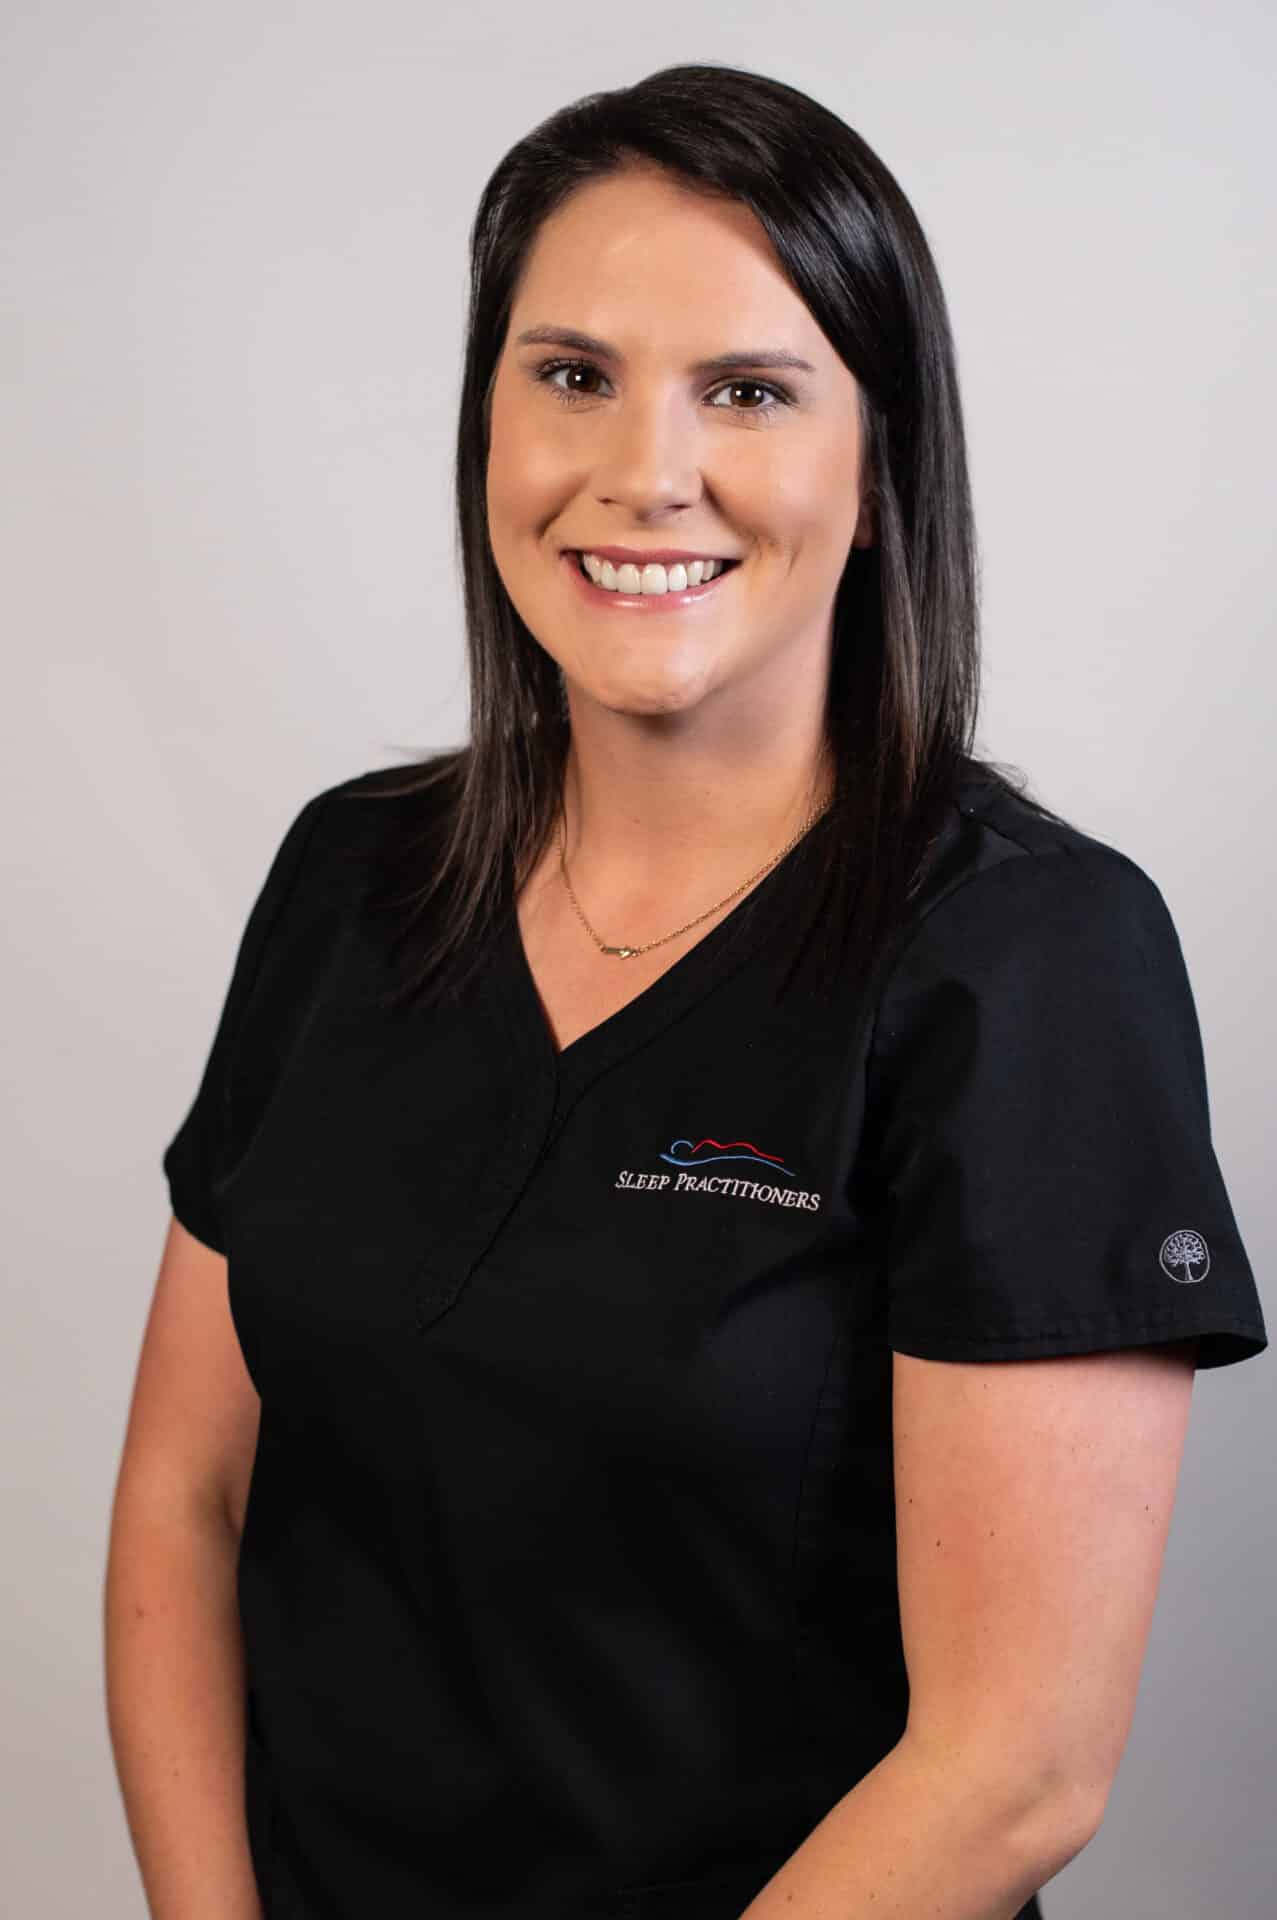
top-left (161, 791), bottom-right (328, 1254)
top-left (864, 845), bottom-right (1267, 1371)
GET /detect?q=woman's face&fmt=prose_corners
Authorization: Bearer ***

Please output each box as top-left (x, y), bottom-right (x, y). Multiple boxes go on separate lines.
top-left (486, 165), bottom-right (873, 727)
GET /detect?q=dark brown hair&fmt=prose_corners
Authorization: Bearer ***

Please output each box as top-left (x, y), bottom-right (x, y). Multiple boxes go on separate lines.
top-left (352, 61), bottom-right (1066, 1015)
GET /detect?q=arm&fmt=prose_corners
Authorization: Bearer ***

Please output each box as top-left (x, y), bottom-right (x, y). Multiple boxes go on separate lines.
top-left (104, 1215), bottom-right (264, 1920)
top-left (739, 1337), bottom-right (1198, 1918)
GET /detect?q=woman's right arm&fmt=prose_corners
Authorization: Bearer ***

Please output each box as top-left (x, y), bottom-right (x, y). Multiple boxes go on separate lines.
top-left (104, 1215), bottom-right (265, 1920)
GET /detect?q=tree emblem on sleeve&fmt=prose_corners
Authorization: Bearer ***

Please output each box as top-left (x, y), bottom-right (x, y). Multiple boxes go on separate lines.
top-left (1158, 1228), bottom-right (1211, 1284)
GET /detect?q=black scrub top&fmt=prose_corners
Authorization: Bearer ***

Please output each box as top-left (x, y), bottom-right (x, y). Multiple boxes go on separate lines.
top-left (162, 760), bottom-right (1267, 1920)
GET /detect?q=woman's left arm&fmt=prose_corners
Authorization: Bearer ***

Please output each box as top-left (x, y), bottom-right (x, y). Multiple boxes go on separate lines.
top-left (740, 1337), bottom-right (1197, 1920)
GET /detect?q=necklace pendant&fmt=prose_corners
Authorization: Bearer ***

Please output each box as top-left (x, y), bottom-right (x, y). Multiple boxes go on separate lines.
top-left (602, 944), bottom-right (638, 958)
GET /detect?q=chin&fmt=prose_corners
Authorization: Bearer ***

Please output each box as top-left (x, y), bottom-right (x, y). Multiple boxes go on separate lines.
top-left (570, 661), bottom-right (720, 720)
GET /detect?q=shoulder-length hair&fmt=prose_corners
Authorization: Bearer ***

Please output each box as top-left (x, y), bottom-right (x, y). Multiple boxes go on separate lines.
top-left (355, 61), bottom-right (1065, 1017)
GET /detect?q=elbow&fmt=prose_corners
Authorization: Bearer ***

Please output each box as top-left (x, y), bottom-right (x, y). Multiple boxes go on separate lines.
top-left (904, 1728), bottom-right (1109, 1883)
top-left (1017, 1768), bottom-right (1108, 1882)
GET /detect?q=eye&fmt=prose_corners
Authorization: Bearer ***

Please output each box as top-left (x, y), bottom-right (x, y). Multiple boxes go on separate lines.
top-left (706, 378), bottom-right (788, 414)
top-left (532, 358), bottom-right (792, 419)
top-left (535, 359), bottom-right (607, 403)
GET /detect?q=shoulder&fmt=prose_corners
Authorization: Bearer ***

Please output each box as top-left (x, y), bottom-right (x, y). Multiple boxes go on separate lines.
top-left (308, 750), bottom-right (466, 840)
top-left (877, 769), bottom-right (1188, 1022)
top-left (283, 749), bottom-right (467, 898)
top-left (216, 752), bottom-right (468, 979)
top-left (862, 773), bottom-right (1213, 1139)
top-left (909, 768), bottom-right (1174, 942)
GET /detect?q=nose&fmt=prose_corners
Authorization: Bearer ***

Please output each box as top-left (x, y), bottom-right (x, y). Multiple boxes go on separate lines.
top-left (589, 389), bottom-right (705, 518)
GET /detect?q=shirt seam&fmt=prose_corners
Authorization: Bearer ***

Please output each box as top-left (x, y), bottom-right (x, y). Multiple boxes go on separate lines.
top-left (787, 1308), bottom-right (847, 1802)
top-left (862, 833), bottom-right (1146, 1077)
top-left (215, 788), bottom-right (334, 1190)
top-left (891, 1307), bottom-right (1267, 1339)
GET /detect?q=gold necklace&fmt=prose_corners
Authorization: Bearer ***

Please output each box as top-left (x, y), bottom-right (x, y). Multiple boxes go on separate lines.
top-left (556, 795), bottom-right (829, 959)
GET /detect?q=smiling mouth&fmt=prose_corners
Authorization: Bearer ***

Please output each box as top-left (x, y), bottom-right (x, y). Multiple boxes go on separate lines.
top-left (566, 551), bottom-right (742, 598)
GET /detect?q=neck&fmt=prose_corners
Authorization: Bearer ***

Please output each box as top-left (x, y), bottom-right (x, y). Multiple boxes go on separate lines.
top-left (555, 729), bottom-right (834, 904)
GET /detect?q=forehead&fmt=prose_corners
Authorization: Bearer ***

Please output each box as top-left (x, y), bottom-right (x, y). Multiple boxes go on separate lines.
top-left (509, 168), bottom-right (826, 359)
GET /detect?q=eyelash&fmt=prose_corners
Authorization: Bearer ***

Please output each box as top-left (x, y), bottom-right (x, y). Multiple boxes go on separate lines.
top-left (533, 357), bottom-right (794, 420)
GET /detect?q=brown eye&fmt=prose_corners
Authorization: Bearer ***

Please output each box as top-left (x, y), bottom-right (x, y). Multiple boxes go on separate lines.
top-left (537, 360), bottom-right (607, 401)
top-left (535, 358), bottom-right (792, 417)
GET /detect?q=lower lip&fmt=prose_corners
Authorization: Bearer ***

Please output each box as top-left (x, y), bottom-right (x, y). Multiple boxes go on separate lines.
top-left (562, 552), bottom-right (739, 612)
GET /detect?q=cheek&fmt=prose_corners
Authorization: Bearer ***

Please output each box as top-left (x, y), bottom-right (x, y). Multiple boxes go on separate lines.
top-left (486, 389), bottom-right (539, 511)
top-left (487, 436), bottom-right (567, 539)
top-left (757, 439), bottom-right (859, 548)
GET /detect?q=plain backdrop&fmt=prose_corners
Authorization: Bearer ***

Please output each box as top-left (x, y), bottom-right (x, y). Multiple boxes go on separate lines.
top-left (3, 3), bottom-right (1273, 1915)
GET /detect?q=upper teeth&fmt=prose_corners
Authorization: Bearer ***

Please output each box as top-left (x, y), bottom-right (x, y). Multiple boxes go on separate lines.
top-left (580, 553), bottom-right (728, 593)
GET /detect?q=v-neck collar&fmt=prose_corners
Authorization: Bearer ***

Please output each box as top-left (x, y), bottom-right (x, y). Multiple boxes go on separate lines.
top-left (493, 809), bottom-right (835, 1110)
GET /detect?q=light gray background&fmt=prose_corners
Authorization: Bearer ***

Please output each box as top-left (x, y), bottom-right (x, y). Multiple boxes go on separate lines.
top-left (4, 4), bottom-right (1272, 1915)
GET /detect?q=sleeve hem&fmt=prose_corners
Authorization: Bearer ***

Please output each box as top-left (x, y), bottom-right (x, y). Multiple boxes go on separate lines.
top-left (889, 1308), bottom-right (1268, 1370)
top-left (159, 787), bottom-right (334, 1258)
top-left (167, 1187), bottom-right (227, 1256)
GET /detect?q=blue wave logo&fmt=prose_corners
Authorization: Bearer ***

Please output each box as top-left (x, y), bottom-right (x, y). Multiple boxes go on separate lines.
top-left (658, 1136), bottom-right (796, 1179)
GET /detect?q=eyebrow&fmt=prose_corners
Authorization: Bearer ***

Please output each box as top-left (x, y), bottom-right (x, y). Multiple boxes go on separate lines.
top-left (513, 324), bottom-right (817, 378)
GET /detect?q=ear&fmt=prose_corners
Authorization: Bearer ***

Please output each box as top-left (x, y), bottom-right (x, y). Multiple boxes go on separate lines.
top-left (852, 492), bottom-right (877, 549)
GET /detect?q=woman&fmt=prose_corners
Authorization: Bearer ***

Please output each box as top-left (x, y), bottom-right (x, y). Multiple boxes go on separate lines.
top-left (105, 63), bottom-right (1267, 1920)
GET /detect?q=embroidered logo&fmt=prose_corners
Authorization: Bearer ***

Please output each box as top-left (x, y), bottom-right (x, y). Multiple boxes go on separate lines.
top-left (614, 1134), bottom-right (822, 1211)
top-left (659, 1136), bottom-right (796, 1177)
top-left (1159, 1229), bottom-right (1210, 1285)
